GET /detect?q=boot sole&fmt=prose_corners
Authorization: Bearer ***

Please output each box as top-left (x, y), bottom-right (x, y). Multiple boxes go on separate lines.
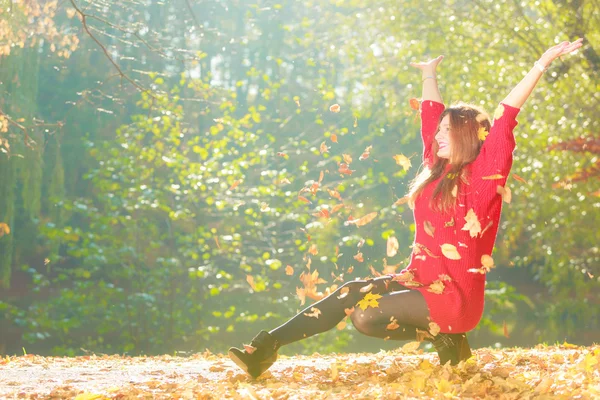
top-left (228, 350), bottom-right (249, 374)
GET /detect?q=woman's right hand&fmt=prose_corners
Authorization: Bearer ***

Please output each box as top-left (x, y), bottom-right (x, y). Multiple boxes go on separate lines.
top-left (410, 55), bottom-right (444, 73)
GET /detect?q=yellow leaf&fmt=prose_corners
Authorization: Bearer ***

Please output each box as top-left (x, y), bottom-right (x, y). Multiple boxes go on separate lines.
top-left (441, 244), bottom-right (461, 260)
top-left (74, 394), bottom-right (109, 400)
top-left (393, 154), bottom-right (412, 171)
top-left (427, 280), bottom-right (445, 294)
top-left (497, 185), bottom-right (512, 203)
top-left (461, 209), bottom-right (481, 238)
top-left (402, 341), bottom-right (421, 353)
top-left (0, 222), bottom-right (10, 237)
top-left (478, 126), bottom-right (489, 141)
top-left (356, 292), bottom-right (382, 311)
top-left (481, 255), bottom-right (494, 269)
top-left (493, 104), bottom-right (505, 121)
top-left (386, 236), bottom-right (399, 257)
top-left (424, 221), bottom-right (435, 237)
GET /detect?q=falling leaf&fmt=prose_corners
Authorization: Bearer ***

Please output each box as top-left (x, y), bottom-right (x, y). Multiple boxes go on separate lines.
top-left (394, 196), bottom-right (410, 206)
top-left (327, 189), bottom-right (342, 201)
top-left (428, 280), bottom-right (445, 294)
top-left (429, 322), bottom-right (441, 336)
top-left (276, 152), bottom-right (288, 158)
top-left (353, 252), bottom-right (364, 263)
top-left (320, 141), bottom-right (329, 153)
top-left (0, 222), bottom-right (11, 237)
top-left (337, 286), bottom-right (350, 299)
top-left (481, 255), bottom-right (494, 269)
top-left (359, 145), bottom-right (372, 161)
top-left (308, 244), bottom-right (318, 256)
top-left (303, 307), bottom-right (321, 318)
top-left (409, 98), bottom-right (420, 111)
top-left (387, 236), bottom-right (399, 257)
top-left (66, 8), bottom-right (77, 19)
top-left (330, 104), bottom-right (341, 113)
top-left (359, 283), bottom-right (373, 293)
top-left (246, 275), bottom-right (256, 290)
top-left (497, 185), bottom-right (512, 203)
top-left (392, 269), bottom-right (414, 283)
top-left (285, 265), bottom-right (294, 275)
top-left (356, 292), bottom-right (382, 310)
top-left (344, 307), bottom-right (354, 316)
top-left (345, 211), bottom-right (378, 227)
top-left (278, 177), bottom-right (291, 185)
top-left (478, 126), bottom-right (489, 141)
top-left (512, 173), bottom-right (528, 184)
top-left (296, 287), bottom-right (306, 305)
top-left (336, 320), bottom-right (347, 330)
top-left (424, 221), bottom-right (435, 237)
top-left (342, 153), bottom-right (353, 164)
top-left (393, 154), bottom-right (412, 171)
top-left (298, 195), bottom-right (312, 204)
top-left (338, 163), bottom-right (354, 175)
top-left (353, 116), bottom-right (358, 127)
top-left (331, 203), bottom-right (345, 214)
top-left (482, 174), bottom-right (504, 180)
top-left (441, 244), bottom-right (461, 260)
top-left (493, 104), bottom-right (505, 120)
top-left (331, 133), bottom-right (338, 143)
top-left (462, 209), bottom-right (482, 238)
top-left (387, 317), bottom-right (400, 330)
top-left (503, 320), bottom-right (510, 338)
top-left (229, 180), bottom-right (242, 190)
top-left (243, 344), bottom-right (257, 354)
top-left (402, 341), bottom-right (421, 353)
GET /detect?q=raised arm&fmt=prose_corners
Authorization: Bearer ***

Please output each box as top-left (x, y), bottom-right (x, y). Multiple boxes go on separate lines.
top-left (410, 55), bottom-right (444, 103)
top-left (501, 39), bottom-right (583, 108)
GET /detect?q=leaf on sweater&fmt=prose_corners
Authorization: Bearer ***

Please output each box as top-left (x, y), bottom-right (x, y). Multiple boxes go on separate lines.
top-left (345, 211), bottom-right (378, 227)
top-left (451, 185), bottom-right (458, 197)
top-left (429, 322), bottom-right (441, 336)
top-left (393, 154), bottom-right (412, 171)
top-left (387, 236), bottom-right (399, 257)
top-left (493, 104), bottom-right (505, 121)
top-left (356, 292), bottom-right (382, 310)
top-left (482, 174), bottom-right (504, 180)
top-left (497, 185), bottom-right (512, 203)
top-left (392, 270), bottom-right (415, 283)
top-left (462, 209), bottom-right (482, 238)
top-left (428, 280), bottom-right (445, 294)
top-left (303, 307), bottom-right (321, 319)
top-left (481, 255), bottom-right (495, 269)
top-left (481, 220), bottom-right (494, 236)
top-left (414, 243), bottom-right (440, 258)
top-left (438, 274), bottom-right (452, 282)
top-left (387, 317), bottom-right (400, 330)
top-left (444, 217), bottom-right (455, 227)
top-left (441, 243), bottom-right (461, 260)
top-left (424, 221), bottom-right (435, 237)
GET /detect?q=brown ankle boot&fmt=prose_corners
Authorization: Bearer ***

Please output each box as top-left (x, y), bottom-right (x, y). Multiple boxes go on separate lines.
top-left (430, 333), bottom-right (472, 366)
top-left (228, 331), bottom-right (280, 378)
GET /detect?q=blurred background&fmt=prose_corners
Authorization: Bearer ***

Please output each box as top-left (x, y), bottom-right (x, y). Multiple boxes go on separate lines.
top-left (0, 0), bottom-right (598, 357)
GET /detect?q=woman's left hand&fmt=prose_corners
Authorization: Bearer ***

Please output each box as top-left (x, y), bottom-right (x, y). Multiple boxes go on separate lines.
top-left (538, 38), bottom-right (583, 68)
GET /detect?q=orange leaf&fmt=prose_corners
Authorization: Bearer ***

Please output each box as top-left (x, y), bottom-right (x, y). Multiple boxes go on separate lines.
top-left (345, 211), bottom-right (378, 227)
top-left (359, 145), bottom-right (372, 161)
top-left (285, 265), bottom-right (294, 275)
top-left (331, 133), bottom-right (338, 143)
top-left (353, 252), bottom-right (364, 262)
top-left (342, 154), bottom-right (353, 164)
top-left (0, 222), bottom-right (11, 237)
top-left (331, 203), bottom-right (345, 214)
top-left (347, 266), bottom-right (354, 274)
top-left (336, 320), bottom-right (347, 330)
top-left (387, 236), bottom-right (399, 257)
top-left (296, 287), bottom-right (306, 305)
top-left (320, 141), bottom-right (329, 153)
top-left (327, 188), bottom-right (342, 201)
top-left (337, 287), bottom-right (350, 299)
top-left (229, 180), bottom-right (242, 190)
top-left (387, 317), bottom-right (400, 330)
top-left (276, 152), bottom-right (288, 158)
top-left (298, 195), bottom-right (312, 204)
top-left (503, 320), bottom-right (510, 338)
top-left (512, 173), bottom-right (528, 184)
top-left (303, 307), bottom-right (322, 318)
top-left (246, 275), bottom-right (256, 290)
top-left (497, 185), bottom-right (512, 204)
top-left (244, 344), bottom-right (257, 354)
top-left (330, 103), bottom-right (341, 113)
top-left (338, 163), bottom-right (354, 175)
top-left (482, 174), bottom-right (504, 180)
top-left (393, 196), bottom-right (409, 206)
top-left (308, 244), bottom-right (318, 255)
top-left (409, 98), bottom-right (420, 111)
top-left (344, 307), bottom-right (355, 316)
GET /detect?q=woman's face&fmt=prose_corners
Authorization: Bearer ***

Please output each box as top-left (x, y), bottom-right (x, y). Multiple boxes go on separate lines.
top-left (435, 115), bottom-right (452, 159)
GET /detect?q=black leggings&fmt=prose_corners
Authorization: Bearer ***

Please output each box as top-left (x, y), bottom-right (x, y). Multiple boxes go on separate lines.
top-left (269, 275), bottom-right (432, 346)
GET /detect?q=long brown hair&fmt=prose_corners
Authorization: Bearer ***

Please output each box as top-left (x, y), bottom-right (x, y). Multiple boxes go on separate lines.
top-left (408, 103), bottom-right (492, 213)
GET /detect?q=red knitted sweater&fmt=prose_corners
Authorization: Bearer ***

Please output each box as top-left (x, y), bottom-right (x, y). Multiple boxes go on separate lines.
top-left (397, 100), bottom-right (520, 333)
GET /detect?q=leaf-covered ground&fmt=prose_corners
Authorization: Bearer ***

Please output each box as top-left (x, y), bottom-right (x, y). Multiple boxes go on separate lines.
top-left (1, 344), bottom-right (598, 399)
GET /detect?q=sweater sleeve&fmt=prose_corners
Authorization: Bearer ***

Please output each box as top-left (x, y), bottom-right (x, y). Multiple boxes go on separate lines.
top-left (420, 100), bottom-right (445, 167)
top-left (471, 103), bottom-right (520, 184)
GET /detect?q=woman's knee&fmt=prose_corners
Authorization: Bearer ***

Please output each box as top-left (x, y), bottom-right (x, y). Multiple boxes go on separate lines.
top-left (349, 308), bottom-right (380, 337)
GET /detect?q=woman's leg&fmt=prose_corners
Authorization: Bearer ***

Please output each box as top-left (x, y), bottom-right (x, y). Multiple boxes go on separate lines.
top-left (269, 275), bottom-right (430, 346)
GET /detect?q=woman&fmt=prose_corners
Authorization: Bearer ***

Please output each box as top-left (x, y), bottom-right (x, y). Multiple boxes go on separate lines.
top-left (228, 39), bottom-right (583, 379)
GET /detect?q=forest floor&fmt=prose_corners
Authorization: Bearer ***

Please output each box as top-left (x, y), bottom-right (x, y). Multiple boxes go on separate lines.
top-left (0, 344), bottom-right (598, 399)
